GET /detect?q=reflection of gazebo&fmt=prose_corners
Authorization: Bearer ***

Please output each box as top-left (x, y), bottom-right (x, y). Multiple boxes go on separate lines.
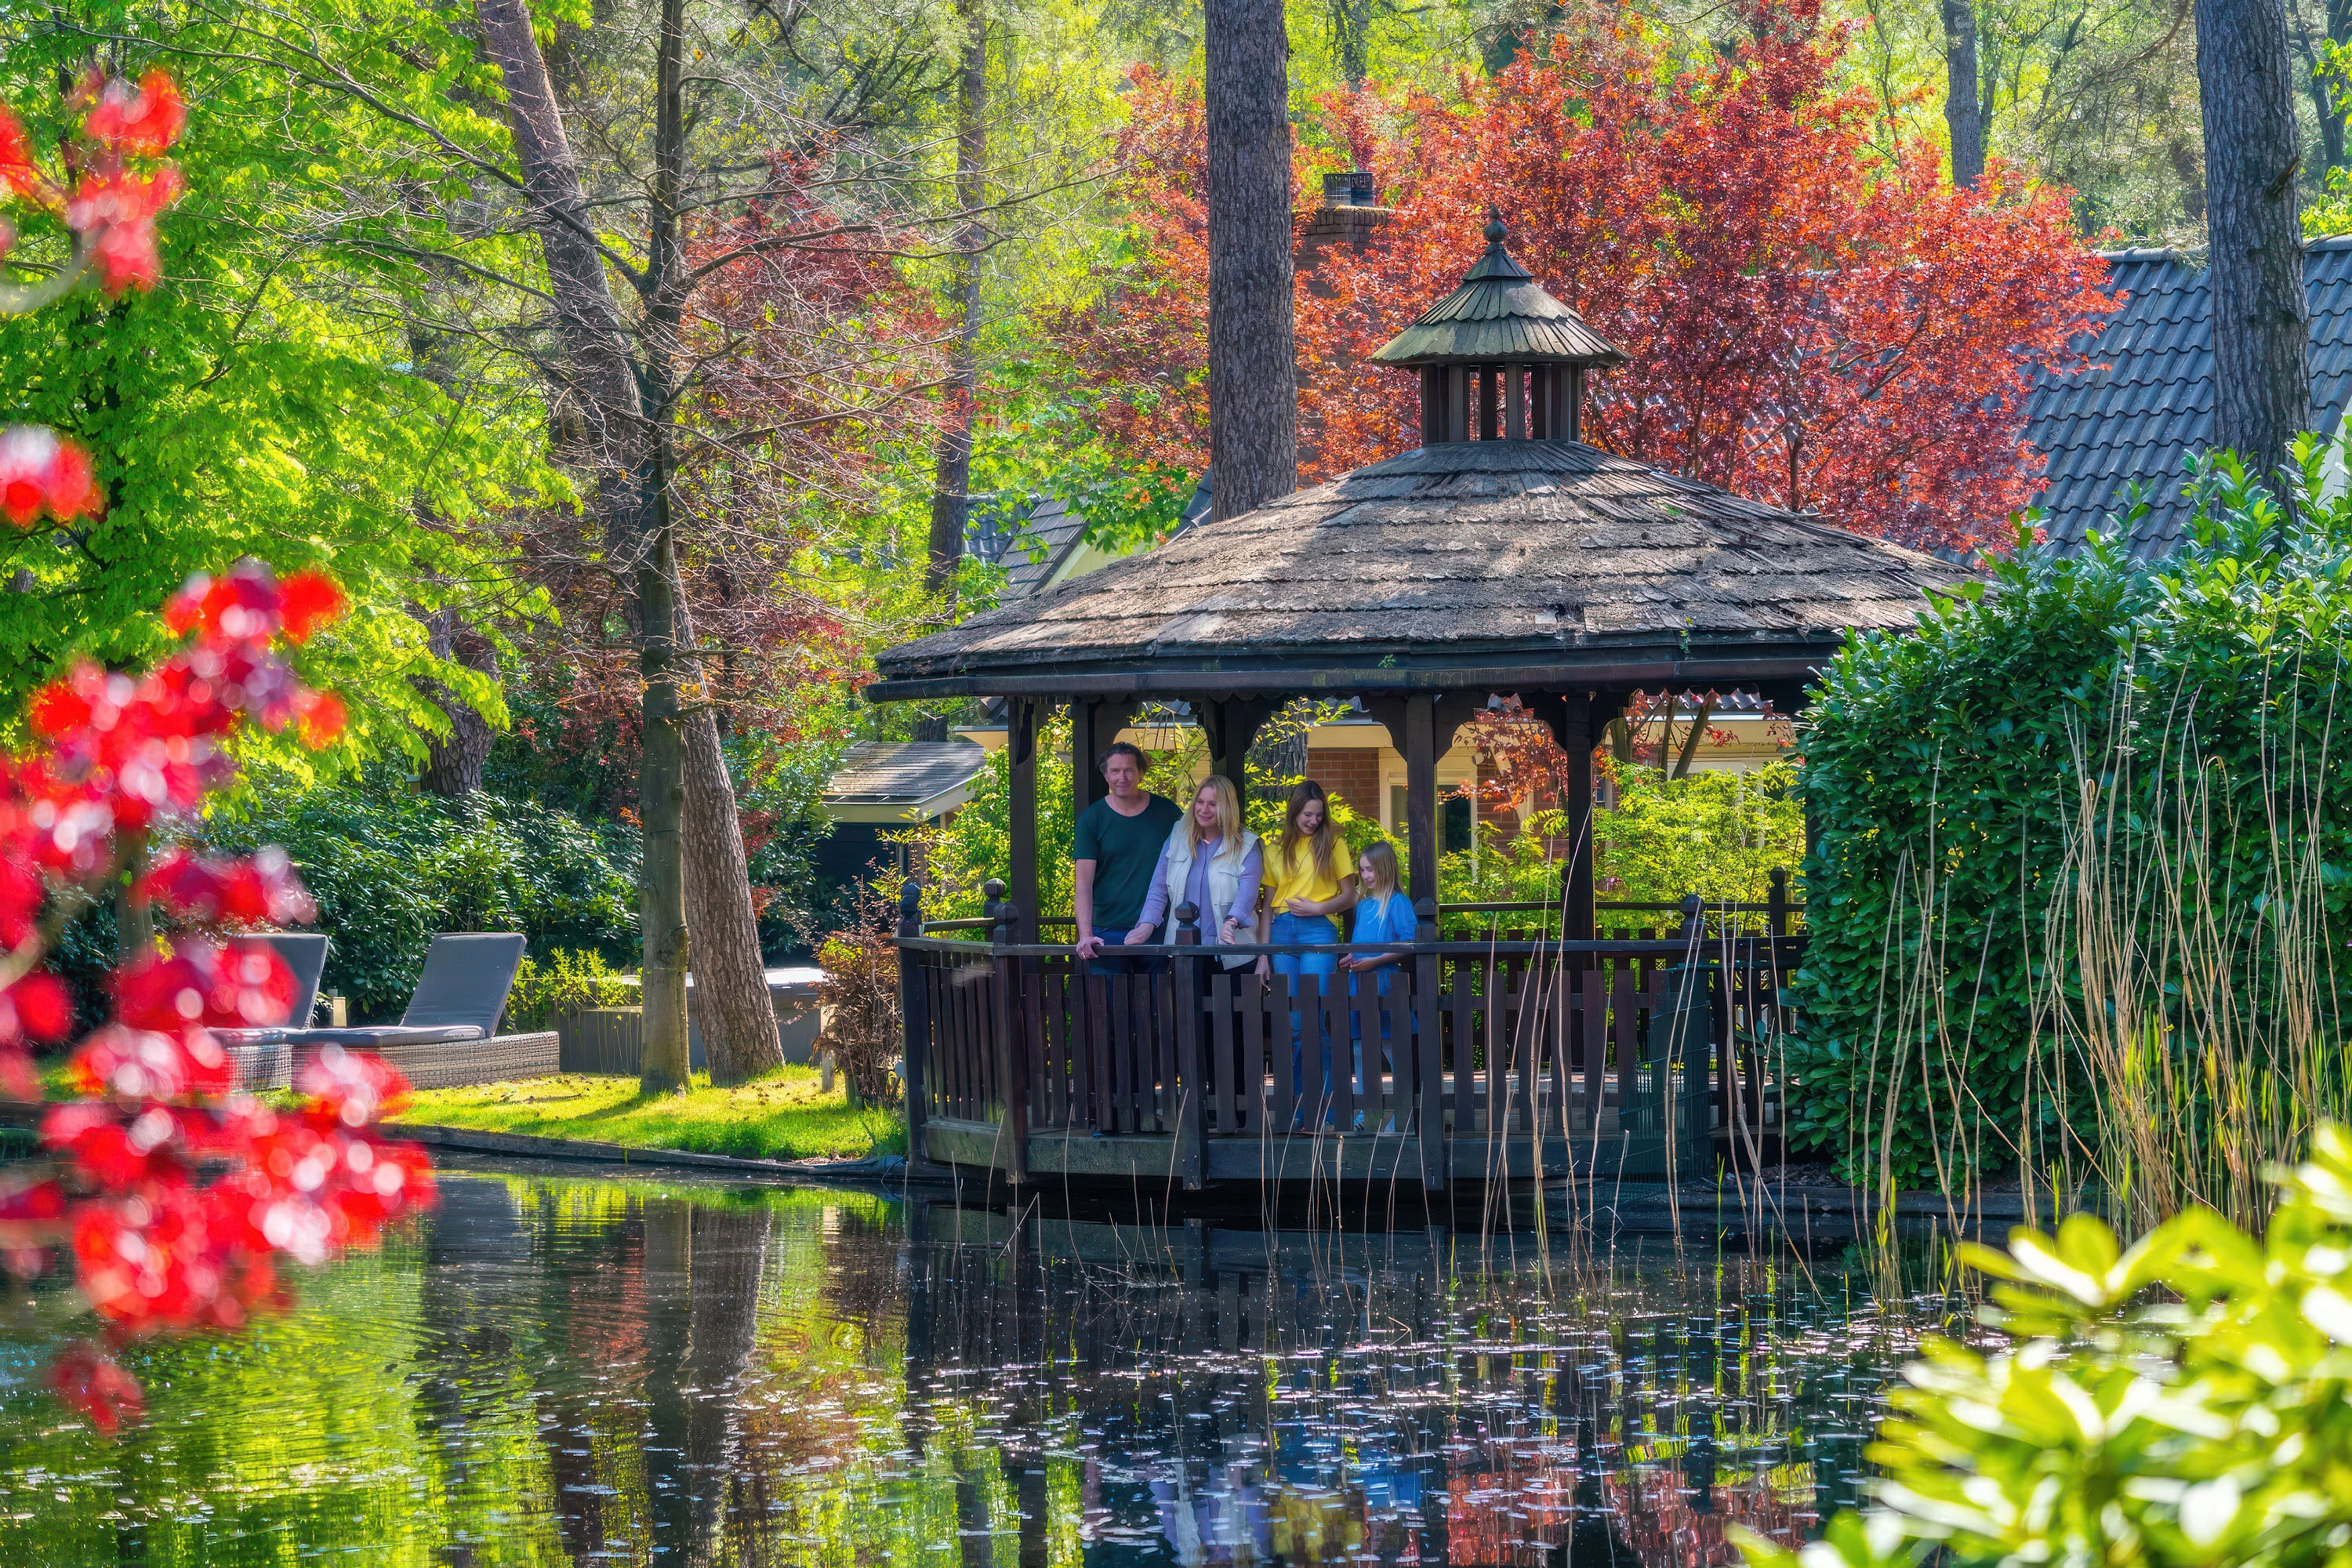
top-left (868, 219), bottom-right (1963, 1192)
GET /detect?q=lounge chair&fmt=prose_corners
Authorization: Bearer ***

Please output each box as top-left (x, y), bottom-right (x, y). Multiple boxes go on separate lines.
top-left (275, 932), bottom-right (527, 1050)
top-left (218, 932), bottom-right (330, 1090)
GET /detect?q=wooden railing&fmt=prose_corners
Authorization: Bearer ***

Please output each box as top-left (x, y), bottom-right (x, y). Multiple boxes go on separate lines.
top-left (895, 883), bottom-right (1801, 1189)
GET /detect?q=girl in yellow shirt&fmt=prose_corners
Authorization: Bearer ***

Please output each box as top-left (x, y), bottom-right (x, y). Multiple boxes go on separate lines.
top-left (1258, 782), bottom-right (1359, 1125)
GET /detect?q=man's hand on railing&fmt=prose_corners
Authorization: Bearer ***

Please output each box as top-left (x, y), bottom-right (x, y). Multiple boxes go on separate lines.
top-left (1074, 932), bottom-right (1105, 960)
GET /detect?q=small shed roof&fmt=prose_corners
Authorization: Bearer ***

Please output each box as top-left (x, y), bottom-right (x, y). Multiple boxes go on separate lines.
top-left (869, 439), bottom-right (1964, 701)
top-left (822, 740), bottom-right (988, 813)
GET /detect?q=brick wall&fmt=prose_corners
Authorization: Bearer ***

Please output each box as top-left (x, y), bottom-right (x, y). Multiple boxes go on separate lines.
top-left (1307, 747), bottom-right (1385, 822)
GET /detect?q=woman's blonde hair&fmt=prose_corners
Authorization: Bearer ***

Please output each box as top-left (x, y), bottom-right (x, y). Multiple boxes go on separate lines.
top-left (1357, 840), bottom-right (1400, 900)
top-left (1185, 775), bottom-right (1243, 855)
top-left (1277, 781), bottom-right (1339, 881)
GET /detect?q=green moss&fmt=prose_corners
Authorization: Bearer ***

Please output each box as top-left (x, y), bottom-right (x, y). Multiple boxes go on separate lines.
top-left (389, 1069), bottom-right (905, 1162)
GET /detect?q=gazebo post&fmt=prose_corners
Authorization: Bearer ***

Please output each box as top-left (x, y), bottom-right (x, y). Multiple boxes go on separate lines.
top-left (1528, 692), bottom-right (1596, 942)
top-left (1404, 695), bottom-right (1439, 902)
top-left (1070, 699), bottom-right (1112, 815)
top-left (1006, 697), bottom-right (1040, 941)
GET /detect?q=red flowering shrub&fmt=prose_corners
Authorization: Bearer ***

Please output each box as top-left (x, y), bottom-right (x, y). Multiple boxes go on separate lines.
top-left (0, 72), bottom-right (430, 1432)
top-left (0, 563), bottom-right (433, 1430)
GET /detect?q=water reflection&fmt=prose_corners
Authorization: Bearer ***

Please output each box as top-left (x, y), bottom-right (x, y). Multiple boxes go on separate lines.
top-left (0, 1163), bottom-right (1943, 1566)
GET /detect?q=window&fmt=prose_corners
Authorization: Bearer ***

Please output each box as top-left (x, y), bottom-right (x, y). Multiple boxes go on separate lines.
top-left (1443, 796), bottom-right (1472, 853)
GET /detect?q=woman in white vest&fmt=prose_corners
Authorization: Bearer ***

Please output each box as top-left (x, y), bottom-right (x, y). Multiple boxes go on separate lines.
top-left (1126, 774), bottom-right (1262, 969)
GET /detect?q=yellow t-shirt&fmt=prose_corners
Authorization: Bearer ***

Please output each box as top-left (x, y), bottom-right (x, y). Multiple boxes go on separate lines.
top-left (1265, 835), bottom-right (1352, 913)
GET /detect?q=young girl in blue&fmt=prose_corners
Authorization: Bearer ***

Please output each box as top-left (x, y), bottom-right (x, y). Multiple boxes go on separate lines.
top-left (1338, 841), bottom-right (1415, 1131)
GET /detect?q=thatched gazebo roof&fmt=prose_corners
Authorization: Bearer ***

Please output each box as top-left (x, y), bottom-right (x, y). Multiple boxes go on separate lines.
top-left (866, 438), bottom-right (1964, 702)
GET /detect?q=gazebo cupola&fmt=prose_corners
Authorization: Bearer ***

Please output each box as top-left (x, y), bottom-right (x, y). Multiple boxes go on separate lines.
top-left (1370, 211), bottom-right (1626, 445)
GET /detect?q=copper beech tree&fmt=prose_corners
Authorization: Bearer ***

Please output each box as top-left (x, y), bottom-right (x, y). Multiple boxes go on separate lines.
top-left (1070, 0), bottom-right (2116, 554)
top-left (0, 71), bottom-right (431, 1432)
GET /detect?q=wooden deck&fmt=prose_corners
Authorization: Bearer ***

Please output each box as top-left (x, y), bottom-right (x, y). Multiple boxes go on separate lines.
top-left (897, 909), bottom-right (1799, 1192)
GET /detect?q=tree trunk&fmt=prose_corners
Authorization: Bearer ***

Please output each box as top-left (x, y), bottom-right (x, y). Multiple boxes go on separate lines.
top-left (1940, 0), bottom-right (1985, 188)
top-left (1203, 0), bottom-right (1298, 521)
top-left (2197, 0), bottom-right (2312, 485)
top-left (1329, 0), bottom-right (1373, 85)
top-left (418, 606), bottom-right (497, 798)
top-left (681, 692), bottom-right (783, 1084)
top-left (924, 0), bottom-right (988, 603)
top-left (470, 0), bottom-right (643, 547)
top-left (474, 0), bottom-right (690, 1091)
top-left (2293, 2), bottom-right (2347, 177)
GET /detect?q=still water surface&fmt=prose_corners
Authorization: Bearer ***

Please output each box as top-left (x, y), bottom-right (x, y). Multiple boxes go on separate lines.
top-left (0, 1159), bottom-right (1952, 1566)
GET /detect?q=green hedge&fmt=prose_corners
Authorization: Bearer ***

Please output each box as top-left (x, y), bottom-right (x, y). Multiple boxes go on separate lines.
top-left (1791, 459), bottom-right (2352, 1188)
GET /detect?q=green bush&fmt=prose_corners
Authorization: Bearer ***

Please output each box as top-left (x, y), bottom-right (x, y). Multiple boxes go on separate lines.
top-left (202, 774), bottom-right (640, 1021)
top-left (506, 949), bottom-right (633, 1033)
top-left (1742, 1122), bottom-right (2352, 1568)
top-left (1791, 453), bottom-right (2352, 1196)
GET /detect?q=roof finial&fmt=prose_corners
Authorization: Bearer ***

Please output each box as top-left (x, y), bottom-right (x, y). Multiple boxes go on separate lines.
top-left (1484, 205), bottom-right (1507, 245)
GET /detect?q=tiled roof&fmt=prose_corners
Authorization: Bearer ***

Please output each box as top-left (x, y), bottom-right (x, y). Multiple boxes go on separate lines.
top-left (2024, 238), bottom-right (2352, 557)
top-left (1002, 495), bottom-right (1090, 601)
top-left (822, 741), bottom-right (987, 806)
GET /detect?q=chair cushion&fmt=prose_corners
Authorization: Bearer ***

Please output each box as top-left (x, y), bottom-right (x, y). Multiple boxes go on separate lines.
top-left (271, 1024), bottom-right (488, 1049)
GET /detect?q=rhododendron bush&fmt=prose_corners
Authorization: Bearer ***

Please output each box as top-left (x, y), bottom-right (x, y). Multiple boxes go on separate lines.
top-left (0, 68), bottom-right (431, 1434)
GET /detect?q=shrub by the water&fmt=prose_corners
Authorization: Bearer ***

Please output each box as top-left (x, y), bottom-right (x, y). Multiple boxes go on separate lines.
top-left (1792, 452), bottom-right (2352, 1218)
top-left (1741, 1123), bottom-right (2352, 1568)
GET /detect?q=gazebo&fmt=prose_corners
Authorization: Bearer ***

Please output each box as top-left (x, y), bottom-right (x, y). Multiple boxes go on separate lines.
top-left (869, 217), bottom-right (1963, 1194)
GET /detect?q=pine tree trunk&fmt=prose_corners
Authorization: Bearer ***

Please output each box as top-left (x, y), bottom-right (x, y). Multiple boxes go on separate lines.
top-left (924, 0), bottom-right (988, 601)
top-left (1203, 0), bottom-right (1298, 521)
top-left (2197, 0), bottom-right (2312, 485)
top-left (637, 486), bottom-right (693, 1093)
top-left (1940, 0), bottom-right (1985, 188)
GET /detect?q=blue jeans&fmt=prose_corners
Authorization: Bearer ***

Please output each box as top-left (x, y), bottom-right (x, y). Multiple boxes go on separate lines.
top-left (1272, 913), bottom-right (1339, 1120)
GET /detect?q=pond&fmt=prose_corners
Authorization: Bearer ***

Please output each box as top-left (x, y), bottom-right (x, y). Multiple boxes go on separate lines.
top-left (0, 1160), bottom-right (1956, 1566)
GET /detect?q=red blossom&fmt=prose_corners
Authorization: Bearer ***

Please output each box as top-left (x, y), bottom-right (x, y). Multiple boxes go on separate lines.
top-left (0, 426), bottom-right (101, 527)
top-left (65, 166), bottom-right (182, 293)
top-left (275, 569), bottom-right (345, 643)
top-left (138, 848), bottom-right (314, 926)
top-left (82, 71), bottom-right (185, 159)
top-left (0, 972), bottom-right (74, 1043)
top-left (0, 68), bottom-right (412, 1439)
top-left (49, 1342), bottom-right (143, 1434)
top-left (0, 110), bottom-right (35, 198)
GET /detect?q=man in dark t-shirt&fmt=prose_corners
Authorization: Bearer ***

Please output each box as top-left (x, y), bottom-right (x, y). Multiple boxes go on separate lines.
top-left (1073, 740), bottom-right (1182, 973)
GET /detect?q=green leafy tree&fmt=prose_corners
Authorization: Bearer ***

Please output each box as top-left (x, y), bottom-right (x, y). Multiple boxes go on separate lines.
top-left (0, 5), bottom-right (561, 763)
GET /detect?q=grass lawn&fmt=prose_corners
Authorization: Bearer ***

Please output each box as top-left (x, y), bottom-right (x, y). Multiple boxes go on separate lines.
top-left (389, 1066), bottom-right (905, 1163)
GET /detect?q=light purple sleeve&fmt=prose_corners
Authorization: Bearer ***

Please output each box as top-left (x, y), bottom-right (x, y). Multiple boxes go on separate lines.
top-left (1134, 838), bottom-right (1179, 930)
top-left (1224, 844), bottom-right (1265, 932)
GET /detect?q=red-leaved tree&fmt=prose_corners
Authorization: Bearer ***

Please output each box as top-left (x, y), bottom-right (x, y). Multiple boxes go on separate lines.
top-left (0, 68), bottom-right (431, 1433)
top-left (1066, 0), bottom-right (2117, 552)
